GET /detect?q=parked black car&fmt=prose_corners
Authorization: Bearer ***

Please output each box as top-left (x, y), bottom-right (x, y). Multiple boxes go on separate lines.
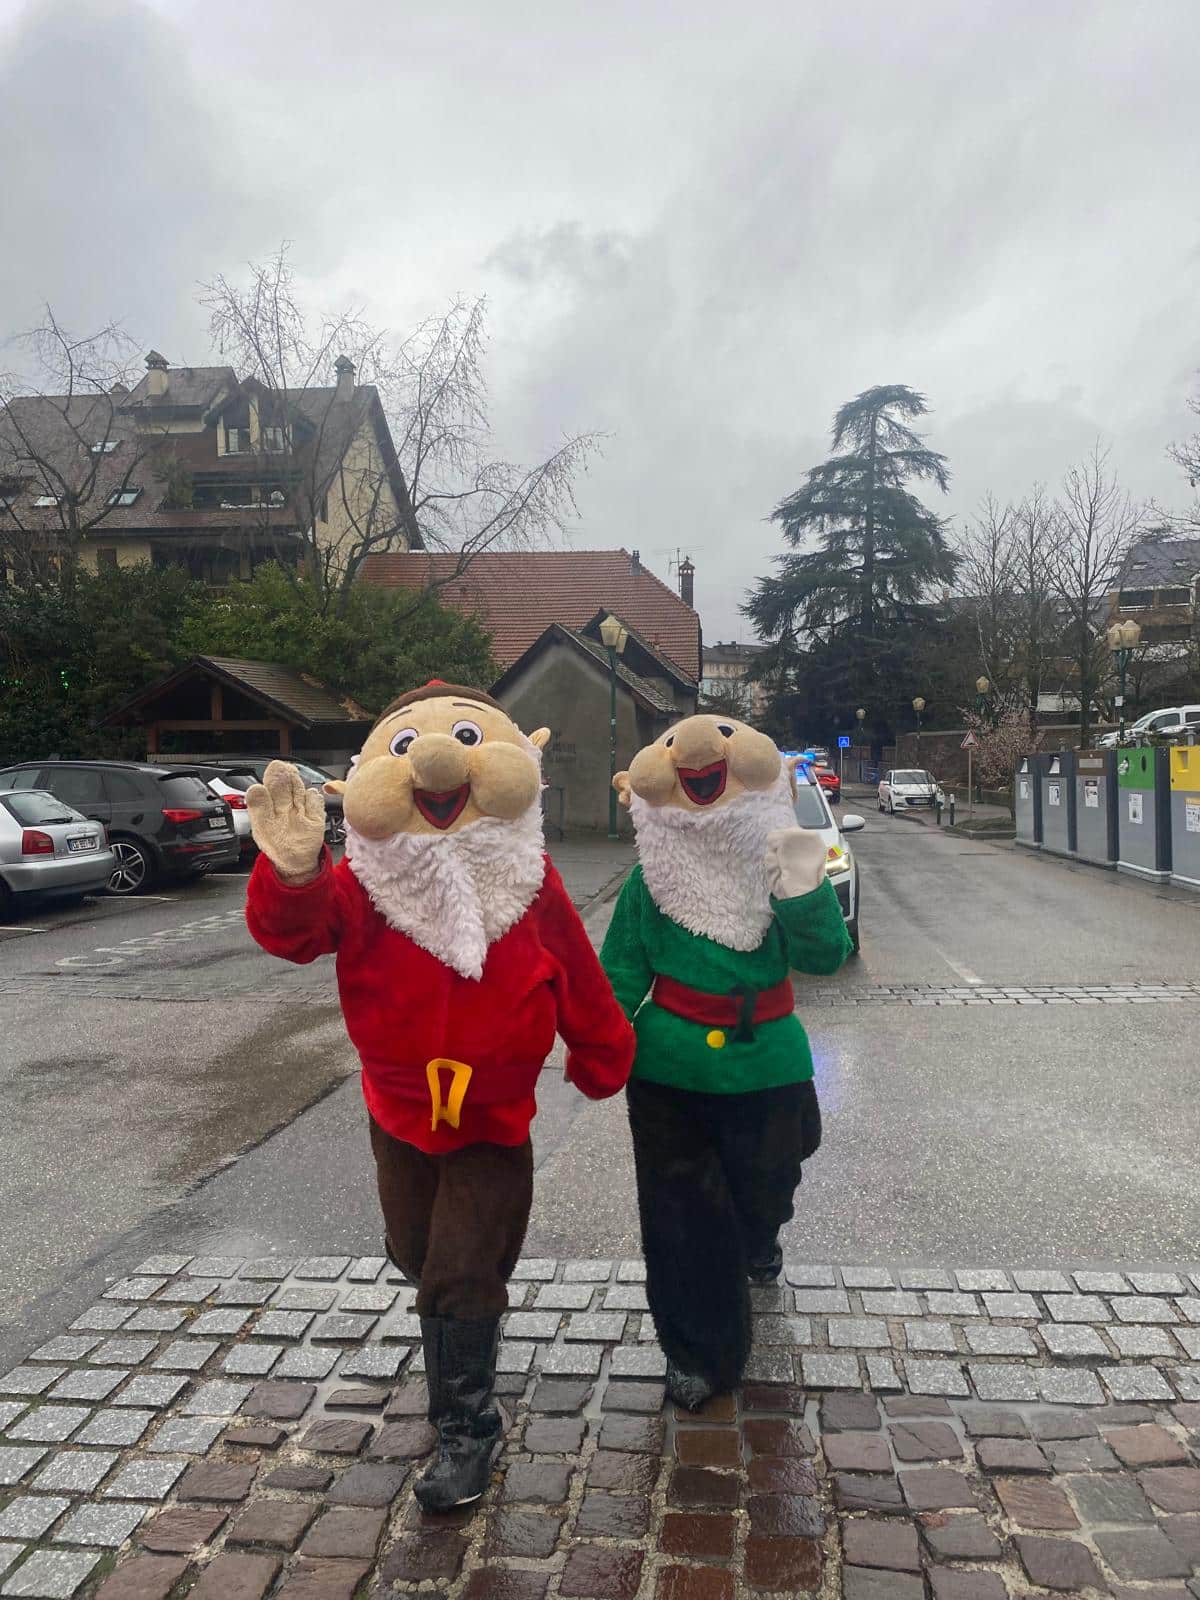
top-left (0, 761), bottom-right (239, 894)
top-left (196, 756), bottom-right (346, 848)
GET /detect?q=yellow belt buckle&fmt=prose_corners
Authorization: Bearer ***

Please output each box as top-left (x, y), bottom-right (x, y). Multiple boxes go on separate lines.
top-left (426, 1058), bottom-right (473, 1132)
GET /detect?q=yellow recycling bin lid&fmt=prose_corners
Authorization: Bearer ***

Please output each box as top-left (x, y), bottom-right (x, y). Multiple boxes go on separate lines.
top-left (1170, 745), bottom-right (1200, 791)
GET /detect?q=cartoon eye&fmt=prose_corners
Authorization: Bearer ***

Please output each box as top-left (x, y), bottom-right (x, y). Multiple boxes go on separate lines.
top-left (717, 723), bottom-right (735, 737)
top-left (452, 719), bottom-right (483, 747)
top-left (665, 734), bottom-right (675, 748)
top-left (389, 726), bottom-right (418, 756)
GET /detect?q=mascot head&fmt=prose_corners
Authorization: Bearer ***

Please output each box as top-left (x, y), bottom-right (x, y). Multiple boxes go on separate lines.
top-left (613, 713), bottom-right (784, 813)
top-left (330, 682), bottom-right (549, 840)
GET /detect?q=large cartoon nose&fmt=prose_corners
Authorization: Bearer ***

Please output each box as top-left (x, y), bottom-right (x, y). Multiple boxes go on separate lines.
top-left (670, 720), bottom-right (726, 770)
top-left (407, 733), bottom-right (470, 793)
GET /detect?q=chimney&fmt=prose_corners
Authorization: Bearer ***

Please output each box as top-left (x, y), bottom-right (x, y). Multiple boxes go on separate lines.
top-left (678, 555), bottom-right (695, 609)
top-left (629, 548), bottom-right (642, 576)
top-left (334, 354), bottom-right (355, 402)
top-left (145, 350), bottom-right (168, 399)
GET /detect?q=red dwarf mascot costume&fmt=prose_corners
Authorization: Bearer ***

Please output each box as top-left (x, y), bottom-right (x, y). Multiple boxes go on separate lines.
top-left (600, 716), bottom-right (851, 1411)
top-left (245, 683), bottom-right (634, 1510)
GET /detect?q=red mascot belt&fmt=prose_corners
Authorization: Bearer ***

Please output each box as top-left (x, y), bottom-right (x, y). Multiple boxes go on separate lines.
top-left (651, 975), bottom-right (795, 1042)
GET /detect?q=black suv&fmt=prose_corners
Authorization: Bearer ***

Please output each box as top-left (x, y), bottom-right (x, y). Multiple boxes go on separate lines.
top-left (201, 755), bottom-right (345, 847)
top-left (0, 761), bottom-right (239, 894)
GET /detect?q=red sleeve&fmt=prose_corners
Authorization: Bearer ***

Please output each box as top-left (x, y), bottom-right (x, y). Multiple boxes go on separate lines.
top-left (245, 847), bottom-right (356, 964)
top-left (537, 861), bottom-right (636, 1100)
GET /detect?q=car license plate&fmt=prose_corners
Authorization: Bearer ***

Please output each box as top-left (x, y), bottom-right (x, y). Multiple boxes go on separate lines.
top-left (67, 835), bottom-right (99, 852)
top-left (207, 816), bottom-right (225, 829)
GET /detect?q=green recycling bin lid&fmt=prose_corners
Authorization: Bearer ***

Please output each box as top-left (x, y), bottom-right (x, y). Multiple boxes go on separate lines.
top-left (1117, 747), bottom-right (1156, 790)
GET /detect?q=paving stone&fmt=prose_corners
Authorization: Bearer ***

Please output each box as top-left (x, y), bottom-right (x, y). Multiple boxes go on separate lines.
top-left (1028, 1409), bottom-right (1098, 1439)
top-left (463, 1570), bottom-right (552, 1600)
top-left (982, 1292), bottom-right (1039, 1319)
top-left (744, 1533), bottom-right (822, 1590)
top-left (928, 1574), bottom-right (1010, 1600)
top-left (1095, 1525), bottom-right (1191, 1580)
top-left (1, 1549), bottom-right (101, 1597)
top-left (243, 1382), bottom-right (316, 1421)
top-left (1014, 1270), bottom-right (1071, 1293)
top-left (884, 1395), bottom-right (955, 1417)
top-left (906, 1320), bottom-right (959, 1353)
top-left (843, 1517), bottom-right (921, 1571)
top-left (824, 1434), bottom-right (892, 1472)
top-left (531, 1284), bottom-right (593, 1312)
top-left (70, 1306), bottom-right (132, 1333)
top-left (311, 1315), bottom-right (376, 1344)
top-left (794, 1288), bottom-right (850, 1314)
top-left (222, 1346), bottom-right (282, 1378)
top-left (366, 1420), bottom-right (436, 1460)
top-left (865, 1356), bottom-right (903, 1391)
top-left (1044, 1435), bottom-right (1120, 1470)
top-left (751, 1314), bottom-right (811, 1345)
top-left (1039, 1322), bottom-right (1109, 1357)
top-left (10, 1407), bottom-right (90, 1444)
top-left (1038, 1366), bottom-right (1105, 1405)
top-left (899, 1268), bottom-right (954, 1291)
top-left (181, 1379), bottom-right (252, 1416)
top-left (676, 1393), bottom-right (736, 1424)
top-left (602, 1286), bottom-right (648, 1311)
top-left (820, 1393), bottom-right (881, 1431)
top-left (842, 1567), bottom-right (925, 1600)
top-left (226, 1500), bottom-right (317, 1550)
top-left (0, 1496), bottom-right (70, 1540)
top-left (890, 1420), bottom-right (963, 1462)
top-left (103, 1461), bottom-right (186, 1501)
top-left (187, 1552), bottom-right (281, 1598)
top-left (742, 1419), bottom-right (815, 1459)
top-left (1103, 1364), bottom-right (1176, 1401)
top-left (746, 1456), bottom-right (818, 1495)
top-left (29, 1338), bottom-right (100, 1364)
top-left (485, 1509), bottom-right (565, 1559)
top-left (1109, 1324), bottom-right (1177, 1356)
top-left (904, 1359), bottom-right (969, 1396)
top-left (1015, 1533), bottom-right (1104, 1591)
top-left (899, 1468), bottom-right (979, 1510)
top-left (159, 1279), bottom-right (222, 1304)
top-left (335, 1284), bottom-right (396, 1314)
top-left (785, 1264), bottom-right (837, 1287)
top-left (1130, 1271), bottom-right (1186, 1294)
top-left (104, 1276), bottom-right (168, 1302)
top-left (146, 1417), bottom-right (222, 1454)
top-left (114, 1376), bottom-right (187, 1409)
top-left (93, 1554), bottom-right (189, 1599)
top-left (844, 1266), bottom-right (895, 1289)
top-left (653, 1567), bottom-right (732, 1600)
top-left (746, 1492), bottom-right (825, 1538)
top-left (273, 1287), bottom-right (337, 1312)
top-left (1178, 1298), bottom-right (1200, 1324)
top-left (659, 1512), bottom-right (737, 1560)
top-left (376, 1529), bottom-right (467, 1583)
top-left (300, 1506), bottom-right (386, 1561)
top-left (510, 1259), bottom-right (557, 1282)
top-left (274, 1348), bottom-right (338, 1380)
top-left (294, 1257), bottom-right (350, 1281)
top-left (960, 1407), bottom-right (1029, 1438)
top-left (861, 1291), bottom-right (923, 1317)
top-left (55, 1502), bottom-right (148, 1548)
top-left (179, 1460), bottom-right (257, 1504)
top-left (212, 1284), bottom-right (274, 1309)
top-left (517, 1413), bottom-right (584, 1456)
top-left (1173, 1365), bottom-right (1200, 1400)
top-left (994, 1475), bottom-right (1078, 1528)
top-left (325, 1386), bottom-right (387, 1411)
top-left (927, 1292), bottom-right (982, 1317)
top-left (1, 1368), bottom-right (64, 1397)
top-left (1107, 1422), bottom-right (1190, 1465)
top-left (1161, 1513), bottom-right (1200, 1563)
top-left (1140, 1467), bottom-right (1200, 1512)
top-left (1075, 1270), bottom-right (1129, 1294)
top-left (801, 1353), bottom-right (860, 1388)
top-left (152, 1339), bottom-right (218, 1372)
top-left (0, 1399), bottom-right (28, 1429)
top-left (829, 1316), bottom-right (890, 1348)
top-left (968, 1365), bottom-right (1040, 1402)
top-left (221, 1424), bottom-right (286, 1451)
top-left (597, 1415), bottom-right (663, 1453)
top-left (559, 1547), bottom-right (644, 1600)
top-left (1043, 1293), bottom-right (1109, 1322)
top-left (742, 1383), bottom-right (805, 1414)
top-left (600, 1380), bottom-right (663, 1413)
top-left (976, 1437), bottom-right (1050, 1473)
top-left (187, 1310), bottom-right (251, 1338)
top-left (918, 1509), bottom-right (1003, 1559)
top-left (33, 1451), bottom-right (117, 1493)
top-left (253, 1312), bottom-right (314, 1340)
top-left (501, 1463), bottom-right (572, 1504)
top-left (610, 1347), bottom-right (667, 1378)
top-left (574, 1492), bottom-right (650, 1538)
top-left (1065, 1470), bottom-right (1154, 1525)
top-left (667, 1466), bottom-right (740, 1509)
top-left (530, 1378), bottom-right (592, 1414)
top-left (337, 1347), bottom-right (405, 1382)
top-left (966, 1325), bottom-right (1038, 1356)
top-left (1112, 1295), bottom-right (1180, 1324)
top-left (301, 1419), bottom-right (371, 1456)
top-left (0, 1447), bottom-right (47, 1488)
top-left (833, 1473), bottom-right (904, 1512)
top-left (504, 1312), bottom-right (561, 1342)
top-left (264, 1467), bottom-right (333, 1492)
top-left (566, 1313), bottom-right (627, 1343)
top-left (183, 1257), bottom-right (241, 1279)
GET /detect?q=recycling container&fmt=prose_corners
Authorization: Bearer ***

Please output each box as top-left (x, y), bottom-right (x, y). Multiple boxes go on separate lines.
top-left (1039, 751), bottom-right (1075, 857)
top-left (1117, 746), bottom-right (1172, 882)
top-left (1014, 755), bottom-right (1041, 849)
top-left (1072, 750), bottom-right (1118, 868)
top-left (1169, 745), bottom-right (1200, 891)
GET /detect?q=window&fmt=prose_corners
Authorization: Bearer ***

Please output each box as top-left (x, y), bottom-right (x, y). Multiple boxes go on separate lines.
top-left (0, 769), bottom-right (43, 792)
top-left (1158, 588), bottom-right (1192, 606)
top-left (1118, 589), bottom-right (1153, 610)
top-left (262, 426), bottom-right (286, 452)
top-left (158, 774), bottom-right (213, 805)
top-left (104, 770), bottom-right (145, 803)
top-left (90, 440), bottom-right (119, 455)
top-left (268, 489), bottom-right (286, 507)
top-left (1187, 710), bottom-right (1200, 725)
top-left (793, 784), bottom-right (831, 828)
top-left (33, 494), bottom-right (59, 507)
top-left (96, 548), bottom-right (118, 570)
top-left (893, 771), bottom-right (932, 785)
top-left (107, 488), bottom-right (140, 507)
top-left (43, 767), bottom-right (107, 809)
top-left (226, 427), bottom-right (245, 453)
top-left (1, 792), bottom-right (81, 827)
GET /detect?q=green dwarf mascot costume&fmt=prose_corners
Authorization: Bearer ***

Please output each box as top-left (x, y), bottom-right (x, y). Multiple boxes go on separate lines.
top-left (600, 715), bottom-right (851, 1409)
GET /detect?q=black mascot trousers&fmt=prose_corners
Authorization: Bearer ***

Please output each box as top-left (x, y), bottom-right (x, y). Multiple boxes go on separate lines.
top-left (625, 1076), bottom-right (822, 1393)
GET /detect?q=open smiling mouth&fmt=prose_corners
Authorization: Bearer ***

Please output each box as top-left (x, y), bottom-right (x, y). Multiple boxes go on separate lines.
top-left (677, 760), bottom-right (728, 806)
top-left (413, 785), bottom-right (471, 829)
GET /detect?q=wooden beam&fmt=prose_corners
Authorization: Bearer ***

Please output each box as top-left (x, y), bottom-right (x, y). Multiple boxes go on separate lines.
top-left (149, 719), bottom-right (297, 733)
top-left (210, 682), bottom-right (224, 720)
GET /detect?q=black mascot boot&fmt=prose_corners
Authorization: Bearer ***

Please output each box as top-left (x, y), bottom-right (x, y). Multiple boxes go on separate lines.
top-left (665, 1360), bottom-right (717, 1413)
top-left (746, 1235), bottom-right (783, 1285)
top-left (414, 1315), bottom-right (503, 1512)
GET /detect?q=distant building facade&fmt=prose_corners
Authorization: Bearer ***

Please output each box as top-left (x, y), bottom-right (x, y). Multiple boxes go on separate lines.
top-left (700, 640), bottom-right (769, 721)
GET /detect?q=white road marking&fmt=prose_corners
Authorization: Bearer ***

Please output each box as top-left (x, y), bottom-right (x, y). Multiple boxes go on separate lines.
top-left (0, 926), bottom-right (47, 934)
top-left (933, 948), bottom-right (984, 985)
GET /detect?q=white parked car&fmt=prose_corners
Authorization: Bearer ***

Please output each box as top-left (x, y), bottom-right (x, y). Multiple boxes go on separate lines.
top-left (0, 789), bottom-right (115, 918)
top-left (792, 771), bottom-right (864, 953)
top-left (1096, 705), bottom-right (1200, 748)
top-left (878, 769), bottom-right (942, 813)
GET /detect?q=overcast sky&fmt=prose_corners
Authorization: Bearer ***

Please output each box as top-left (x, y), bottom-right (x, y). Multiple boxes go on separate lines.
top-left (2, 0), bottom-right (1197, 640)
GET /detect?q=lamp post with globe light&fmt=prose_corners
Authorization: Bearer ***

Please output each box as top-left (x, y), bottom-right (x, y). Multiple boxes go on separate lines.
top-left (913, 696), bottom-right (926, 764)
top-left (1106, 619), bottom-right (1141, 742)
top-left (599, 614), bottom-right (629, 840)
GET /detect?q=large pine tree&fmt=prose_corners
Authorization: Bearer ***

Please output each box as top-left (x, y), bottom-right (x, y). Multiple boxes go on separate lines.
top-left (746, 385), bottom-right (958, 735)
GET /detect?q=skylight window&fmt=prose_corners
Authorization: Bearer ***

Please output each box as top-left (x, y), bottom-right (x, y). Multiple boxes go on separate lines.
top-left (33, 494), bottom-right (59, 507)
top-left (90, 440), bottom-right (119, 454)
top-left (107, 487), bottom-right (141, 507)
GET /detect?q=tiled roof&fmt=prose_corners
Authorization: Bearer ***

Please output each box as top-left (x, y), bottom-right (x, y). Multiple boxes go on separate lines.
top-left (1120, 538), bottom-right (1200, 588)
top-left (360, 550), bottom-right (701, 682)
top-left (103, 656), bottom-right (374, 728)
top-left (494, 624), bottom-right (678, 715)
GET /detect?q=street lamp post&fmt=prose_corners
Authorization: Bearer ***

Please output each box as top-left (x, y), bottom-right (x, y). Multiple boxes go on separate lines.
top-left (1106, 619), bottom-right (1142, 742)
top-left (855, 706), bottom-right (866, 783)
top-left (970, 678), bottom-right (990, 816)
top-left (599, 614), bottom-right (629, 840)
top-left (912, 696), bottom-right (925, 764)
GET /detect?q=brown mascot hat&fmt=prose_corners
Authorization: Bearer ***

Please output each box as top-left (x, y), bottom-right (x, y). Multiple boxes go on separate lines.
top-left (375, 681), bottom-right (505, 726)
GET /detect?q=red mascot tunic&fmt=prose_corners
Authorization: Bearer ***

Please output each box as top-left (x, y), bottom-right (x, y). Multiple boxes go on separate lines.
top-left (246, 848), bottom-right (634, 1153)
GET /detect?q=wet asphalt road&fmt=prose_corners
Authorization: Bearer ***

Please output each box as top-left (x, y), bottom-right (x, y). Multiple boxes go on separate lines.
top-left (3, 811), bottom-right (1199, 1368)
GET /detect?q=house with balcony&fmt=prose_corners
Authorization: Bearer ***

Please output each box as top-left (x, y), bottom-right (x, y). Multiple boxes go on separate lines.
top-left (0, 351), bottom-right (418, 585)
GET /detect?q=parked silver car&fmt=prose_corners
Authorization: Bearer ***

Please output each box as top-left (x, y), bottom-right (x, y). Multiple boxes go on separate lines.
top-left (0, 789), bottom-right (115, 918)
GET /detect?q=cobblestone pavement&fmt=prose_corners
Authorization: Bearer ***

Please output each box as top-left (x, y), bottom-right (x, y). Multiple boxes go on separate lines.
top-left (2, 1257), bottom-right (1200, 1597)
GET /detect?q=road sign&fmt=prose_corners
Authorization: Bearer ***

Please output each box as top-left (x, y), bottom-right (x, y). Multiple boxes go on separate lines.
top-left (961, 731), bottom-right (979, 749)
top-left (838, 735), bottom-right (851, 749)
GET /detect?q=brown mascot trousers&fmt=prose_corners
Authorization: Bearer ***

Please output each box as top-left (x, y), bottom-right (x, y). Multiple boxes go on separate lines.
top-left (369, 1117), bottom-right (533, 1319)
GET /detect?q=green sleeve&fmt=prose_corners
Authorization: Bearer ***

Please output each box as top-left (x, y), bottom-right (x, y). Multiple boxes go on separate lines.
top-left (772, 877), bottom-right (852, 975)
top-left (599, 867), bottom-right (655, 1020)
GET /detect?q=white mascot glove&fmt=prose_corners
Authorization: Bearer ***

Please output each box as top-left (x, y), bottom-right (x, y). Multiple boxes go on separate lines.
top-left (245, 760), bottom-right (327, 884)
top-left (765, 827), bottom-right (827, 902)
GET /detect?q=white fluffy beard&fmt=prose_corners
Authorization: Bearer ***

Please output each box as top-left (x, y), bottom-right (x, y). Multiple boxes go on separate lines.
top-left (345, 799), bottom-right (546, 981)
top-left (630, 771), bottom-right (796, 951)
